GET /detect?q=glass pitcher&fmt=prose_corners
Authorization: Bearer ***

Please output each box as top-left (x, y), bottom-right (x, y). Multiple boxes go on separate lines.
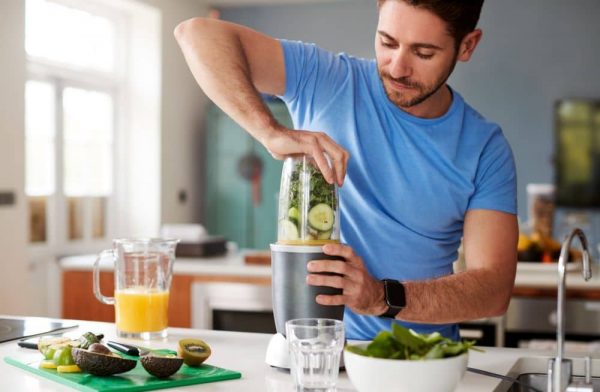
top-left (93, 238), bottom-right (179, 339)
top-left (277, 155), bottom-right (340, 245)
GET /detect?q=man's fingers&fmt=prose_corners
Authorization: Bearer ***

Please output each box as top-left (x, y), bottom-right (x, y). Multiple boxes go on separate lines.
top-left (322, 243), bottom-right (357, 261)
top-left (307, 259), bottom-right (347, 274)
top-left (315, 133), bottom-right (349, 186)
top-left (315, 294), bottom-right (346, 306)
top-left (306, 273), bottom-right (345, 288)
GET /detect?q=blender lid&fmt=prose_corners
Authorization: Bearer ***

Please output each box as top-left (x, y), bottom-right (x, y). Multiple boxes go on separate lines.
top-left (270, 243), bottom-right (329, 253)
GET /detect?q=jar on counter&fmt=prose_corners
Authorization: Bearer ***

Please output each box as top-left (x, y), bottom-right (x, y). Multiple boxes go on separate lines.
top-left (526, 183), bottom-right (556, 238)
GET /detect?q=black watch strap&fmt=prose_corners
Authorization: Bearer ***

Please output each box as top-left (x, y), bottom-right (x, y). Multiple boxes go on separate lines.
top-left (379, 279), bottom-right (406, 319)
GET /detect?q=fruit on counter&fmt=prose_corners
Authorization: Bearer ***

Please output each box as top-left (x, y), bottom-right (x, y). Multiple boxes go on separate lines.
top-left (71, 346), bottom-right (136, 376)
top-left (77, 332), bottom-right (102, 350)
top-left (53, 346), bottom-right (76, 366)
top-left (177, 338), bottom-right (211, 367)
top-left (517, 231), bottom-right (581, 262)
top-left (38, 332), bottom-right (102, 359)
top-left (140, 352), bottom-right (184, 378)
top-left (39, 360), bottom-right (58, 369)
top-left (57, 364), bottom-right (82, 373)
top-left (38, 337), bottom-right (72, 359)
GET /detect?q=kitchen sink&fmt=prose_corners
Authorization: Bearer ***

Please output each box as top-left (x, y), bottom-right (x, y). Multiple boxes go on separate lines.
top-left (495, 356), bottom-right (600, 392)
top-left (506, 373), bottom-right (600, 391)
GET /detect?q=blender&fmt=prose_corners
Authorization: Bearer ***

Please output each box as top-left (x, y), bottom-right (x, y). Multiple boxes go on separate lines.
top-left (265, 155), bottom-right (344, 369)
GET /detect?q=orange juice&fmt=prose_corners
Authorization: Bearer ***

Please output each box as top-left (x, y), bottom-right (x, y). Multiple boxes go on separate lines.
top-left (114, 288), bottom-right (169, 333)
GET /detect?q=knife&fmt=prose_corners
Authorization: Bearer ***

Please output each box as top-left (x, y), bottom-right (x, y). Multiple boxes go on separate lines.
top-left (107, 341), bottom-right (146, 356)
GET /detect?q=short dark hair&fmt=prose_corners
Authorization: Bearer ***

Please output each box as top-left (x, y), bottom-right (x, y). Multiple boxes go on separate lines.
top-left (377, 0), bottom-right (484, 46)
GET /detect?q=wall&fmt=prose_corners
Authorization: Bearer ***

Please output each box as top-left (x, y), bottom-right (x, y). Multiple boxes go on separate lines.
top-left (219, 0), bottom-right (600, 226)
top-left (142, 0), bottom-right (210, 225)
top-left (0, 0), bottom-right (31, 315)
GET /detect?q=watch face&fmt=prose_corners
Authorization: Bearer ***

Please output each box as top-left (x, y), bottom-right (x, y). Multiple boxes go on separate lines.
top-left (385, 280), bottom-right (406, 307)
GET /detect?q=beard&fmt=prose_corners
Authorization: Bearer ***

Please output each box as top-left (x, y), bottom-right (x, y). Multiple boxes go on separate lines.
top-left (378, 57), bottom-right (457, 109)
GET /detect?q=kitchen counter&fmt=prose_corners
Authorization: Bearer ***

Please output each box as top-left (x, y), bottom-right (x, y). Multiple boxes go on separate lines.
top-left (60, 253), bottom-right (600, 291)
top-left (1, 315), bottom-right (593, 392)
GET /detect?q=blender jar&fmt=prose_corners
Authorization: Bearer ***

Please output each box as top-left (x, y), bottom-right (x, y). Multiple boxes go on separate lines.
top-left (277, 155), bottom-right (340, 245)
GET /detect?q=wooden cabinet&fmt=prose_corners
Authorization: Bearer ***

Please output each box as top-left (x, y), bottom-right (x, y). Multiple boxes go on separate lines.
top-left (62, 270), bottom-right (193, 328)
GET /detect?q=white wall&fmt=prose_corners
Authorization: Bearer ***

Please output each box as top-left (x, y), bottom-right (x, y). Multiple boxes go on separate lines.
top-left (147, 0), bottom-right (210, 225)
top-left (0, 0), bottom-right (32, 315)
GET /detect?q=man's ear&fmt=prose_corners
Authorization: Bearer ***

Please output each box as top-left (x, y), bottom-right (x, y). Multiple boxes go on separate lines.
top-left (457, 29), bottom-right (483, 62)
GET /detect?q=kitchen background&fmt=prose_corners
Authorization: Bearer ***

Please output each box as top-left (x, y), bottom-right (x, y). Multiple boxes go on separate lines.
top-left (0, 0), bottom-right (599, 340)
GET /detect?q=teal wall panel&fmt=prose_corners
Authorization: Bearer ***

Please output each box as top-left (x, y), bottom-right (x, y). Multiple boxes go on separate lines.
top-left (204, 100), bottom-right (292, 250)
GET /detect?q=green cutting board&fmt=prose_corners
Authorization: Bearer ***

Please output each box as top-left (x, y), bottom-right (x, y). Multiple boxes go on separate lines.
top-left (4, 351), bottom-right (241, 392)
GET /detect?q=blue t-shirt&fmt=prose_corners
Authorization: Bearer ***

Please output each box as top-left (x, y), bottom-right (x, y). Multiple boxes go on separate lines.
top-left (278, 39), bottom-right (517, 341)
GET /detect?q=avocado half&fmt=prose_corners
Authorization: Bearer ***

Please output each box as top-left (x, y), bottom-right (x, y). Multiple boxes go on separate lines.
top-left (140, 353), bottom-right (183, 378)
top-left (72, 347), bottom-right (136, 376)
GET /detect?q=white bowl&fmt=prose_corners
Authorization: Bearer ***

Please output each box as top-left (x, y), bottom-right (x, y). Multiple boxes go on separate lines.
top-left (344, 343), bottom-right (468, 392)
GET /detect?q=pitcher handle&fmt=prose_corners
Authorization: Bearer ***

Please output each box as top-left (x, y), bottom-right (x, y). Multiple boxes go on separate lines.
top-left (93, 249), bottom-right (115, 305)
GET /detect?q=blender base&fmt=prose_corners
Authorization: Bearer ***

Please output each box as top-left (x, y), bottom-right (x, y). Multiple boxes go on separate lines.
top-left (265, 333), bottom-right (290, 369)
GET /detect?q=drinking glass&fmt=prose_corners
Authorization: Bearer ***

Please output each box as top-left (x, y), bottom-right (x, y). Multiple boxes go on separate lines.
top-left (286, 318), bottom-right (345, 392)
top-left (93, 238), bottom-right (179, 339)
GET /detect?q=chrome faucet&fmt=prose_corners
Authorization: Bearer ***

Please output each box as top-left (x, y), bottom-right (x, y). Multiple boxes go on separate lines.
top-left (547, 228), bottom-right (593, 392)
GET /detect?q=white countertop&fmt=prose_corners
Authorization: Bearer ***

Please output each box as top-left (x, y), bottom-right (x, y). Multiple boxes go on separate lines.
top-left (2, 316), bottom-right (591, 392)
top-left (60, 253), bottom-right (600, 290)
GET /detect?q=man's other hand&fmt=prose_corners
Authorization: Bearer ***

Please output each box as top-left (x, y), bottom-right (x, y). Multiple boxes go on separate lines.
top-left (306, 243), bottom-right (387, 315)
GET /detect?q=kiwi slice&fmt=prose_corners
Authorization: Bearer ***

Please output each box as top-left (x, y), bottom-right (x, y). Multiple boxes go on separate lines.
top-left (177, 339), bottom-right (211, 367)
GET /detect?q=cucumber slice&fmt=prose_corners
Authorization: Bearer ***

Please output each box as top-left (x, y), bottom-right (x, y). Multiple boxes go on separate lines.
top-left (280, 220), bottom-right (299, 240)
top-left (317, 229), bottom-right (333, 240)
top-left (288, 207), bottom-right (300, 221)
top-left (308, 203), bottom-right (334, 232)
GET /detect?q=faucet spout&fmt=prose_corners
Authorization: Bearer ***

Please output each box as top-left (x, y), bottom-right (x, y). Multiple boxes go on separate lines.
top-left (550, 228), bottom-right (593, 392)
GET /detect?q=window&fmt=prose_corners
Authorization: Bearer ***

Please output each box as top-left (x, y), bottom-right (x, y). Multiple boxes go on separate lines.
top-left (25, 0), bottom-right (161, 254)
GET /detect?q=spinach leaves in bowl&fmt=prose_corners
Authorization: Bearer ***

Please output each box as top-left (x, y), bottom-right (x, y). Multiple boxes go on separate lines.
top-left (345, 323), bottom-right (479, 360)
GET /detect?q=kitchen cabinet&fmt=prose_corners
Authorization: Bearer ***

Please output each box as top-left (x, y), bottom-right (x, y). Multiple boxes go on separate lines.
top-left (204, 99), bottom-right (292, 250)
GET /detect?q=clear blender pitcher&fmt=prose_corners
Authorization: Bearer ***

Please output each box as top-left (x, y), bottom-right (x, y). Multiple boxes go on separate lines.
top-left (277, 155), bottom-right (340, 245)
top-left (93, 238), bottom-right (179, 339)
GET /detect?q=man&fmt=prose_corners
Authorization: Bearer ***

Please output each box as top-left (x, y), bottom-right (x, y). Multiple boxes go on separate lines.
top-left (175, 0), bottom-right (518, 341)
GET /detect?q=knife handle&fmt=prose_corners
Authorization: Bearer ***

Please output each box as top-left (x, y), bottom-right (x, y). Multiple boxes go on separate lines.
top-left (107, 341), bottom-right (140, 356)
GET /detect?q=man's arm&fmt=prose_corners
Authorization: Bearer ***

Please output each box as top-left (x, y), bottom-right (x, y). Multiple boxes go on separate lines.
top-left (397, 209), bottom-right (518, 323)
top-left (174, 18), bottom-right (348, 185)
top-left (307, 209), bottom-right (518, 323)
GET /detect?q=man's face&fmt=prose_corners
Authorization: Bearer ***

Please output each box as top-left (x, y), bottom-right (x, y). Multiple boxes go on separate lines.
top-left (375, 1), bottom-right (459, 110)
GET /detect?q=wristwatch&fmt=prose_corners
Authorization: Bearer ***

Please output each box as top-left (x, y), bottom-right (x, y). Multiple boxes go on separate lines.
top-left (379, 279), bottom-right (406, 318)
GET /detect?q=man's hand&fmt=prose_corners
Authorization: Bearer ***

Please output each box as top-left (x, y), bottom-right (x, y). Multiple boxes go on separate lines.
top-left (261, 127), bottom-right (349, 186)
top-left (306, 243), bottom-right (387, 315)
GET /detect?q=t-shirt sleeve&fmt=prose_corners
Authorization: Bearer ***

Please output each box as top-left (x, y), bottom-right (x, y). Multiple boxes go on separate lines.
top-left (467, 130), bottom-right (518, 215)
top-left (278, 39), bottom-right (351, 124)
